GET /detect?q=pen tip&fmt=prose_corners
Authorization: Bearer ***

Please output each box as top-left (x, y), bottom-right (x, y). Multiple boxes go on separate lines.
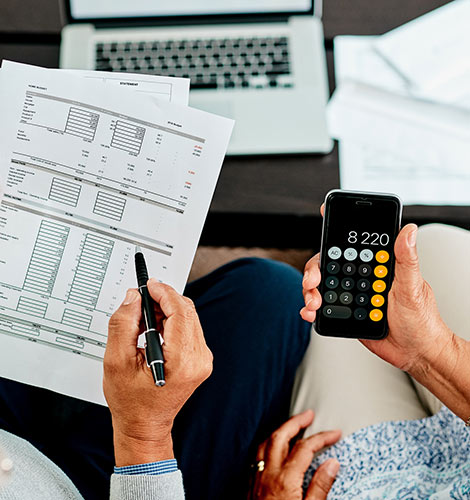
top-left (135, 245), bottom-right (142, 254)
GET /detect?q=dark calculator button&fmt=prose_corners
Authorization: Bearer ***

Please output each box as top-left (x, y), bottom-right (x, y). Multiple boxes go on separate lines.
top-left (324, 291), bottom-right (338, 304)
top-left (357, 279), bottom-right (370, 291)
top-left (322, 305), bottom-right (352, 319)
top-left (325, 276), bottom-right (339, 289)
top-left (358, 264), bottom-right (372, 277)
top-left (326, 262), bottom-right (340, 275)
top-left (355, 293), bottom-right (369, 306)
top-left (339, 292), bottom-right (353, 305)
top-left (341, 278), bottom-right (355, 290)
top-left (354, 308), bottom-right (368, 320)
top-left (343, 263), bottom-right (356, 276)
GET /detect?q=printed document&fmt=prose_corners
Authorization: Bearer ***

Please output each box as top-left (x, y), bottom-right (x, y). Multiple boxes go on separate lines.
top-left (0, 62), bottom-right (233, 404)
top-left (332, 36), bottom-right (470, 205)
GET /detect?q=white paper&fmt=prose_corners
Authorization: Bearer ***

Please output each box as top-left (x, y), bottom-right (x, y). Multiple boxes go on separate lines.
top-left (0, 61), bottom-right (233, 404)
top-left (374, 0), bottom-right (470, 100)
top-left (332, 36), bottom-right (470, 205)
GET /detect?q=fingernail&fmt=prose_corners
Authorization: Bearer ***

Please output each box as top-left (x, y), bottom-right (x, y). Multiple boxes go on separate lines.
top-left (123, 289), bottom-right (139, 305)
top-left (407, 226), bottom-right (417, 248)
top-left (325, 459), bottom-right (340, 478)
top-left (303, 271), bottom-right (310, 285)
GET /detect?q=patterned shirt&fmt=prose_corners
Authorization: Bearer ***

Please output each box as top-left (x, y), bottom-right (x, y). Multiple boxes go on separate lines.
top-left (305, 407), bottom-right (470, 499)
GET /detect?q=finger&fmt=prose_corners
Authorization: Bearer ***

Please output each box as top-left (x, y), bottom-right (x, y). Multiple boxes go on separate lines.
top-left (393, 224), bottom-right (423, 300)
top-left (320, 204), bottom-right (325, 217)
top-left (305, 459), bottom-right (340, 499)
top-left (107, 289), bottom-right (142, 361)
top-left (284, 430), bottom-right (341, 473)
top-left (265, 410), bottom-right (314, 471)
top-left (256, 440), bottom-right (267, 462)
top-left (147, 279), bottom-right (194, 319)
top-left (303, 289), bottom-right (322, 311)
top-left (303, 254), bottom-right (321, 289)
top-left (300, 307), bottom-right (316, 323)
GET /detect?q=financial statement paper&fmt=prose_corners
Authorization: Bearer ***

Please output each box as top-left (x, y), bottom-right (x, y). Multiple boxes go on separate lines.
top-left (0, 61), bottom-right (233, 404)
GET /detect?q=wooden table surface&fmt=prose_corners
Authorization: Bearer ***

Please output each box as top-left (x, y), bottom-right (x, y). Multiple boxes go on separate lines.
top-left (0, 0), bottom-right (467, 247)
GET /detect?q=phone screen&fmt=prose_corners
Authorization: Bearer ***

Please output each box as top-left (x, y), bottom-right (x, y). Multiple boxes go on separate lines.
top-left (315, 190), bottom-right (402, 339)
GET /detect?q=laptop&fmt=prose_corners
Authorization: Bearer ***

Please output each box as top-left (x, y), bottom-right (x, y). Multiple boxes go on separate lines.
top-left (60, 0), bottom-right (333, 156)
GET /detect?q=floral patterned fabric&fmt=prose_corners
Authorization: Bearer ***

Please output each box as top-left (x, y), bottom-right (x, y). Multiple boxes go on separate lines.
top-left (305, 407), bottom-right (470, 499)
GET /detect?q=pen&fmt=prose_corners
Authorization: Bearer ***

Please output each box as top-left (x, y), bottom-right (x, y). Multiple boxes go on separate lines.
top-left (134, 246), bottom-right (165, 387)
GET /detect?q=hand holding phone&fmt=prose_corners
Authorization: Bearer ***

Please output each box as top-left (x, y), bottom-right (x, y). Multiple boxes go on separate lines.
top-left (315, 190), bottom-right (402, 340)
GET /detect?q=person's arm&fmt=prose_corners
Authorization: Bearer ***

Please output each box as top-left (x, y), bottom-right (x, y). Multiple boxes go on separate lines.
top-left (103, 281), bottom-right (213, 500)
top-left (301, 207), bottom-right (470, 423)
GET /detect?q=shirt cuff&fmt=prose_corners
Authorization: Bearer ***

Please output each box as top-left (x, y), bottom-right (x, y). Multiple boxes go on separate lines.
top-left (114, 459), bottom-right (178, 476)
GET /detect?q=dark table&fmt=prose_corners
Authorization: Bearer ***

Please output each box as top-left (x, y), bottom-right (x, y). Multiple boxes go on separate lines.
top-left (1, 0), bottom-right (468, 248)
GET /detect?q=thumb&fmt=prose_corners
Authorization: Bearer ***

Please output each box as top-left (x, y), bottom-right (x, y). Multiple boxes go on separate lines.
top-left (106, 289), bottom-right (142, 361)
top-left (305, 459), bottom-right (340, 499)
top-left (393, 224), bottom-right (422, 295)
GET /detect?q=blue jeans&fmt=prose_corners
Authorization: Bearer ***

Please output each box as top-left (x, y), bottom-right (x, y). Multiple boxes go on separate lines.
top-left (0, 258), bottom-right (311, 500)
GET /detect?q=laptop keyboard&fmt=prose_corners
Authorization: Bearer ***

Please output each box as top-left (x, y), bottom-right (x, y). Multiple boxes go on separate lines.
top-left (95, 36), bottom-right (294, 90)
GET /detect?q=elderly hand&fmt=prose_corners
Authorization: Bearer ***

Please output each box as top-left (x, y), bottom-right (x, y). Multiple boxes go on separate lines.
top-left (251, 411), bottom-right (341, 500)
top-left (301, 207), bottom-right (454, 374)
top-left (103, 279), bottom-right (213, 466)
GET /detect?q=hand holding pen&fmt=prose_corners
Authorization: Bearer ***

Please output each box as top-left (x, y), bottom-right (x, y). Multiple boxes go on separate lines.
top-left (104, 269), bottom-right (213, 466)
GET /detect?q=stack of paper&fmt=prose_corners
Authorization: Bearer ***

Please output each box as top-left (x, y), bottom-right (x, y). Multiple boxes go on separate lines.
top-left (328, 0), bottom-right (470, 205)
top-left (0, 61), bottom-right (234, 404)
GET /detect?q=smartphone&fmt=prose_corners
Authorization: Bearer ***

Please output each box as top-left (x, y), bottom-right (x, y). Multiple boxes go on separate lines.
top-left (315, 190), bottom-right (402, 340)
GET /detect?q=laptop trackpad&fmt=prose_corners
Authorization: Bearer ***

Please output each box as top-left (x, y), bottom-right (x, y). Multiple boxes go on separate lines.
top-left (190, 97), bottom-right (235, 120)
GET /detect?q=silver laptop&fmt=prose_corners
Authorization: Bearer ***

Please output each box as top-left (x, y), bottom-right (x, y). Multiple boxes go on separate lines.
top-left (60, 0), bottom-right (333, 156)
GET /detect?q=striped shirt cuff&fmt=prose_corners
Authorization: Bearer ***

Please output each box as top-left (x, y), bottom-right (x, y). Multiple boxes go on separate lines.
top-left (114, 459), bottom-right (178, 476)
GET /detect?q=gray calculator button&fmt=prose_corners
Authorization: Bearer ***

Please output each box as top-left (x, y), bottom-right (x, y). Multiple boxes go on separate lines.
top-left (360, 249), bottom-right (373, 262)
top-left (358, 264), bottom-right (372, 277)
top-left (355, 293), bottom-right (369, 306)
top-left (328, 247), bottom-right (342, 260)
top-left (322, 305), bottom-right (352, 319)
top-left (325, 276), bottom-right (339, 289)
top-left (343, 263), bottom-right (356, 276)
top-left (339, 292), bottom-right (353, 305)
top-left (354, 308), bottom-right (368, 320)
top-left (357, 279), bottom-right (370, 291)
top-left (341, 278), bottom-right (355, 290)
top-left (344, 248), bottom-right (358, 261)
top-left (327, 262), bottom-right (340, 275)
top-left (324, 291), bottom-right (338, 304)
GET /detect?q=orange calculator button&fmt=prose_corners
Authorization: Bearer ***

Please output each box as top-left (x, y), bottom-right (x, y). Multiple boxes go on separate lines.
top-left (376, 250), bottom-right (390, 264)
top-left (374, 265), bottom-right (388, 278)
top-left (370, 309), bottom-right (384, 322)
top-left (371, 294), bottom-right (385, 307)
top-left (373, 280), bottom-right (386, 293)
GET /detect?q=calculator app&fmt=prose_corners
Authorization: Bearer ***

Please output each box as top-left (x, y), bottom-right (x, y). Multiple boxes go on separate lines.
top-left (316, 192), bottom-right (401, 339)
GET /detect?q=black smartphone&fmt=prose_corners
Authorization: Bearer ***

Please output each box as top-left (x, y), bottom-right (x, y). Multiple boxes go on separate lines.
top-left (315, 190), bottom-right (402, 340)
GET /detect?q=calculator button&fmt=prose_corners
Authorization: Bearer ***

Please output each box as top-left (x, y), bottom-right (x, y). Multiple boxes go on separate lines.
top-left (339, 292), bottom-right (353, 305)
top-left (355, 293), bottom-right (369, 306)
top-left (371, 294), bottom-right (385, 307)
top-left (354, 308), bottom-right (367, 320)
top-left (327, 262), bottom-right (340, 275)
top-left (370, 309), bottom-right (384, 322)
top-left (358, 264), bottom-right (372, 277)
top-left (324, 291), bottom-right (338, 304)
top-left (322, 305), bottom-right (352, 319)
top-left (374, 265), bottom-right (388, 278)
top-left (376, 250), bottom-right (390, 264)
top-left (328, 247), bottom-right (342, 260)
top-left (325, 276), bottom-right (339, 289)
top-left (372, 280), bottom-right (386, 293)
top-left (357, 279), bottom-right (370, 291)
top-left (342, 263), bottom-right (356, 276)
top-left (360, 249), bottom-right (373, 262)
top-left (341, 278), bottom-right (355, 290)
top-left (344, 248), bottom-right (358, 261)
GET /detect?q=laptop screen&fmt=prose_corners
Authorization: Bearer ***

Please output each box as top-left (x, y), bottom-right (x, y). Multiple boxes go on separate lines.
top-left (70, 0), bottom-right (313, 20)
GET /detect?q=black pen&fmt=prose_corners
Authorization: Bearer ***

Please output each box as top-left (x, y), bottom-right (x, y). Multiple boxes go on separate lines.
top-left (135, 246), bottom-right (165, 387)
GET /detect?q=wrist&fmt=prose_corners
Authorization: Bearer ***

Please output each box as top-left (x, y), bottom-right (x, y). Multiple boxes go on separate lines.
top-left (113, 427), bottom-right (174, 467)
